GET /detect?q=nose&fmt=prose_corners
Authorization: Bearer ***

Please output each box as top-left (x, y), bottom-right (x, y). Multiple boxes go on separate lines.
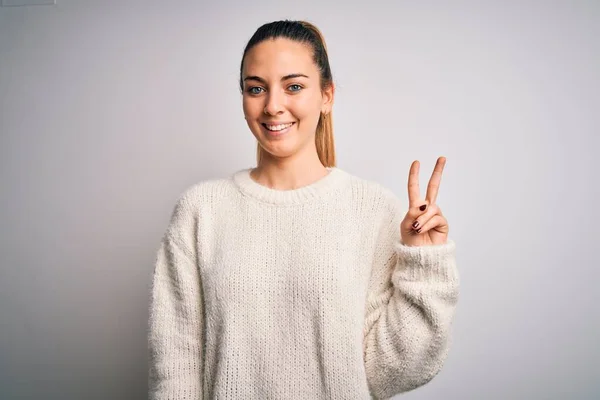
top-left (263, 90), bottom-right (285, 116)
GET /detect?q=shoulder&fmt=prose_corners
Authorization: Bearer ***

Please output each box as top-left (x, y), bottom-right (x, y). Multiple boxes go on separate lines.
top-left (178, 177), bottom-right (235, 204)
top-left (168, 172), bottom-right (240, 221)
top-left (341, 170), bottom-right (405, 217)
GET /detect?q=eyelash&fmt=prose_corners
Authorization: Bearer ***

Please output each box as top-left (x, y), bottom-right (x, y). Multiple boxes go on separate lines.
top-left (247, 84), bottom-right (303, 95)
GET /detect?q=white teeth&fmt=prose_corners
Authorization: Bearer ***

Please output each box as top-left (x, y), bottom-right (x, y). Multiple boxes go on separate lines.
top-left (265, 123), bottom-right (293, 131)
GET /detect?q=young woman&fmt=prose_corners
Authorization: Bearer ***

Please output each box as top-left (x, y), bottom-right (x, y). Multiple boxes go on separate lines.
top-left (149, 20), bottom-right (459, 400)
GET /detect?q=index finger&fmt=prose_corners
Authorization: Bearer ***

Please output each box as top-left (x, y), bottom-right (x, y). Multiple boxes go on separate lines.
top-left (426, 156), bottom-right (446, 204)
top-left (407, 160), bottom-right (421, 207)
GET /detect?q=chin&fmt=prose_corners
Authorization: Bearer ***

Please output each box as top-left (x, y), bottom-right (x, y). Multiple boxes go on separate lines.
top-left (258, 143), bottom-right (299, 160)
top-left (251, 122), bottom-right (315, 160)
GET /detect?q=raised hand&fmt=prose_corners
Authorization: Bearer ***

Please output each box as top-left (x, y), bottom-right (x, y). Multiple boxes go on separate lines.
top-left (400, 157), bottom-right (449, 247)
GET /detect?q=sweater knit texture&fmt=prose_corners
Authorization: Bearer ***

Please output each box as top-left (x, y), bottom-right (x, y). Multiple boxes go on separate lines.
top-left (148, 167), bottom-right (460, 400)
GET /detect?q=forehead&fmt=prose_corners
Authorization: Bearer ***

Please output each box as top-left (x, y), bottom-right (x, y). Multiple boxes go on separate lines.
top-left (243, 38), bottom-right (316, 77)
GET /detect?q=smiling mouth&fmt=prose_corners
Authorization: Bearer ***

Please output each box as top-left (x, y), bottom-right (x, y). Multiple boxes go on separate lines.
top-left (262, 122), bottom-right (295, 132)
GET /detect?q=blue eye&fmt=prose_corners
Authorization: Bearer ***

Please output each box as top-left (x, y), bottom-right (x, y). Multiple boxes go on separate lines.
top-left (289, 84), bottom-right (302, 92)
top-left (248, 87), bottom-right (264, 95)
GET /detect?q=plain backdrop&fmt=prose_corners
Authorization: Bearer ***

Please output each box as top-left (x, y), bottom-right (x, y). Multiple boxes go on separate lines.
top-left (1, 1), bottom-right (598, 399)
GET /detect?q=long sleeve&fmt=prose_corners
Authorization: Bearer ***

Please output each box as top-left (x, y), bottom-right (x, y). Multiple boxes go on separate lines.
top-left (148, 193), bottom-right (205, 400)
top-left (363, 200), bottom-right (460, 399)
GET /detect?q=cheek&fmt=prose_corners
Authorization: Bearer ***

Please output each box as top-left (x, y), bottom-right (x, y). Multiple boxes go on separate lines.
top-left (291, 95), bottom-right (322, 120)
top-left (242, 97), bottom-right (260, 118)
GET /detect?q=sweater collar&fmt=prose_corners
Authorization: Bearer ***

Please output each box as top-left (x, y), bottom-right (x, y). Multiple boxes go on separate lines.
top-left (231, 167), bottom-right (350, 206)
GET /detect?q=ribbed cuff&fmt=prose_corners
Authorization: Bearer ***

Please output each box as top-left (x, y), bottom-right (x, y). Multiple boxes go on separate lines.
top-left (394, 239), bottom-right (459, 283)
top-left (149, 377), bottom-right (202, 400)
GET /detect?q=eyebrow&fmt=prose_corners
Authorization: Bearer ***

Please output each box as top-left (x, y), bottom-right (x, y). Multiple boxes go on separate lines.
top-left (243, 73), bottom-right (309, 84)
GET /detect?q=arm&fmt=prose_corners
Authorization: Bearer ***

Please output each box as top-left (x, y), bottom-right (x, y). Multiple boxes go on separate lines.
top-left (148, 193), bottom-right (204, 400)
top-left (363, 201), bottom-right (459, 399)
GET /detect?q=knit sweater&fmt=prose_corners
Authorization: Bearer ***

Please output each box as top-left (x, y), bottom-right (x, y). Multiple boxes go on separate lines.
top-left (148, 167), bottom-right (460, 400)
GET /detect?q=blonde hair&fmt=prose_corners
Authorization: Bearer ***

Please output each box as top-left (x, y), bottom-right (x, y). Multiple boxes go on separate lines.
top-left (240, 20), bottom-right (336, 167)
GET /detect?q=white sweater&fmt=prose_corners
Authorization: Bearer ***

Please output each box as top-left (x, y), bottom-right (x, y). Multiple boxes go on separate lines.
top-left (148, 167), bottom-right (460, 400)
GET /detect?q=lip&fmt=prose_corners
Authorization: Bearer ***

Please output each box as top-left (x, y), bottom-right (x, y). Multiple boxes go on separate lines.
top-left (261, 121), bottom-right (295, 137)
top-left (261, 122), bottom-right (295, 126)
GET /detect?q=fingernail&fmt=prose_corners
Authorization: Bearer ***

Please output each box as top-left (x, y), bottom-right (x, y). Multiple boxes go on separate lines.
top-left (412, 221), bottom-right (419, 229)
top-left (416, 227), bottom-right (422, 233)
top-left (419, 204), bottom-right (427, 211)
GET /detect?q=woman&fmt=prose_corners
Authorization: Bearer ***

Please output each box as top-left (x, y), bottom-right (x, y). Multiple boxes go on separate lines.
top-left (149, 20), bottom-right (459, 400)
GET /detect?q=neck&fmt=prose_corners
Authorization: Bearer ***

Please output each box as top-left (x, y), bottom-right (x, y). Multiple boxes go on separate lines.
top-left (251, 147), bottom-right (328, 190)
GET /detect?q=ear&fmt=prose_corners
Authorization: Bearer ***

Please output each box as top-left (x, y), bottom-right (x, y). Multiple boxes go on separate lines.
top-left (321, 82), bottom-right (335, 114)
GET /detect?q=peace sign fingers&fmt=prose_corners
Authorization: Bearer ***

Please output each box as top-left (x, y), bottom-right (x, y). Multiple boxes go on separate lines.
top-left (425, 156), bottom-right (446, 205)
top-left (402, 156), bottom-right (450, 247)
